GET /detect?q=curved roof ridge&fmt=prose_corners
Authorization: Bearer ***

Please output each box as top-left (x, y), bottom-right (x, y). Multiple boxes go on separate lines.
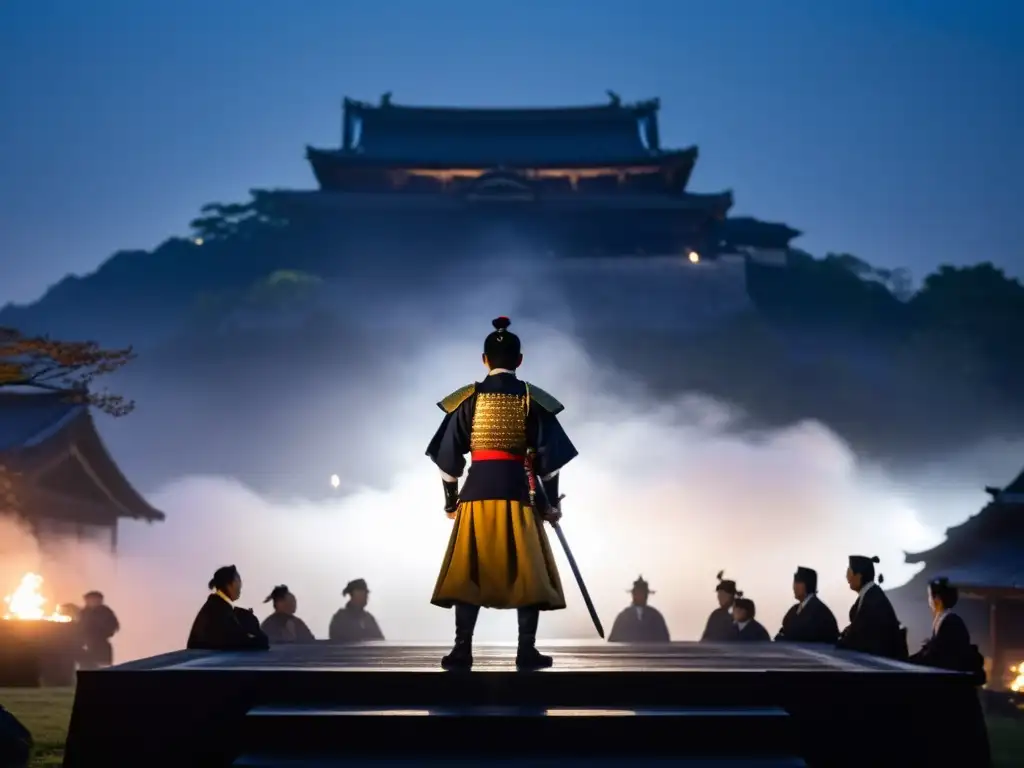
top-left (344, 95), bottom-right (660, 117)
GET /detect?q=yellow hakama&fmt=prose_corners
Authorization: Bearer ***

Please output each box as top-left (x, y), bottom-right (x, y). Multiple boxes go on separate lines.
top-left (431, 499), bottom-right (566, 610)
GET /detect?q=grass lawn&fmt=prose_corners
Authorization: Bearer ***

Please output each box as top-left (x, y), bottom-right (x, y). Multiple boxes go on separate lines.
top-left (1, 688), bottom-right (75, 768)
top-left (3, 687), bottom-right (1024, 766)
top-left (989, 716), bottom-right (1024, 768)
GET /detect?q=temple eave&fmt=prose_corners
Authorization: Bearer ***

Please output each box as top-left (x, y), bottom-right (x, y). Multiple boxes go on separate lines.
top-left (0, 391), bottom-right (165, 528)
top-left (274, 188), bottom-right (731, 214)
top-left (343, 96), bottom-right (662, 119)
top-left (18, 484), bottom-right (164, 526)
top-left (904, 536), bottom-right (966, 565)
top-left (905, 541), bottom-right (1024, 595)
top-left (904, 547), bottom-right (940, 565)
top-left (305, 146), bottom-right (696, 173)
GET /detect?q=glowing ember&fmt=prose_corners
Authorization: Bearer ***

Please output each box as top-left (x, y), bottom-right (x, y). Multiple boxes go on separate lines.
top-left (1011, 663), bottom-right (1024, 693)
top-left (2, 573), bottom-right (71, 622)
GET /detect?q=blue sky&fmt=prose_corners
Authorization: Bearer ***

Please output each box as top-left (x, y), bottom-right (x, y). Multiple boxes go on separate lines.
top-left (1, 0), bottom-right (1021, 305)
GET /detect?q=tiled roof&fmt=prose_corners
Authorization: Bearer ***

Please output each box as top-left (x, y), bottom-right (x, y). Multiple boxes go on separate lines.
top-left (276, 187), bottom-right (730, 212)
top-left (334, 97), bottom-right (671, 167)
top-left (926, 542), bottom-right (1024, 591)
top-left (0, 391), bottom-right (84, 451)
top-left (308, 145), bottom-right (694, 171)
top-left (718, 217), bottom-right (803, 247)
top-left (0, 390), bottom-right (163, 522)
top-left (905, 465), bottom-right (1024, 565)
top-left (344, 96), bottom-right (661, 122)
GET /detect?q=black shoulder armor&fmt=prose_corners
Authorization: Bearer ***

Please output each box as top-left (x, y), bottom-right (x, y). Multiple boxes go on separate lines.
top-left (437, 383), bottom-right (476, 413)
top-left (525, 383), bottom-right (564, 415)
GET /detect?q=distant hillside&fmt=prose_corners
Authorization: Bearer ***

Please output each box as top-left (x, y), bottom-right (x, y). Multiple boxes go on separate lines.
top-left (4, 191), bottom-right (1024, 497)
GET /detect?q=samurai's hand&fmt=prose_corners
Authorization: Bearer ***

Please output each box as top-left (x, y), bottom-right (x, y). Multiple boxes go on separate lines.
top-left (442, 478), bottom-right (459, 517)
top-left (538, 473), bottom-right (562, 523)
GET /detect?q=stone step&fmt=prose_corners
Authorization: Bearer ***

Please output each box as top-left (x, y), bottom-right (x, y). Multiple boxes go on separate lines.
top-left (234, 756), bottom-right (807, 768)
top-left (240, 704), bottom-right (799, 759)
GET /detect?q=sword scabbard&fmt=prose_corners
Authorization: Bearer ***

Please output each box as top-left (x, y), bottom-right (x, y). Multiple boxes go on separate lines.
top-left (524, 449), bottom-right (539, 508)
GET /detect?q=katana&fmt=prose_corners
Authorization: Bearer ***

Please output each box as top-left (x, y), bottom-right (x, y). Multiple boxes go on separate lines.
top-left (525, 450), bottom-right (605, 639)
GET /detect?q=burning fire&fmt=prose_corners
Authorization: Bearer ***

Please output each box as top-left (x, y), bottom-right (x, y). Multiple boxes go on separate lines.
top-left (1010, 663), bottom-right (1024, 693)
top-left (2, 573), bottom-right (71, 622)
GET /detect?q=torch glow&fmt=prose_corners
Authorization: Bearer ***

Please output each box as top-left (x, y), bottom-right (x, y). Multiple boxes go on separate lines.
top-left (1011, 663), bottom-right (1024, 693)
top-left (3, 572), bottom-right (71, 622)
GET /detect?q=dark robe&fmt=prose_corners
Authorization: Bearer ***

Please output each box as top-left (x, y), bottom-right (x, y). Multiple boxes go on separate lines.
top-left (234, 606), bottom-right (262, 634)
top-left (78, 604), bottom-right (120, 667)
top-left (733, 620), bottom-right (771, 642)
top-left (909, 612), bottom-right (986, 684)
top-left (774, 595), bottom-right (840, 644)
top-left (186, 594), bottom-right (270, 651)
top-left (0, 705), bottom-right (31, 768)
top-left (260, 612), bottom-right (316, 644)
top-left (700, 607), bottom-right (736, 642)
top-left (608, 605), bottom-right (671, 643)
top-left (836, 583), bottom-right (906, 660)
top-left (328, 605), bottom-right (384, 643)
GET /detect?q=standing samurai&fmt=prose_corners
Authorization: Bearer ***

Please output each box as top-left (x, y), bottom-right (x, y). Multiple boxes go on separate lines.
top-left (427, 316), bottom-right (578, 671)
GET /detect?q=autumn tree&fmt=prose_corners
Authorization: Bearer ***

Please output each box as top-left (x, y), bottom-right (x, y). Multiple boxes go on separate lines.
top-left (0, 327), bottom-right (136, 416)
top-left (0, 327), bottom-right (135, 516)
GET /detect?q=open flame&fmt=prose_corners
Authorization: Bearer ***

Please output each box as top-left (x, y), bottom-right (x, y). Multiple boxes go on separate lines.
top-left (2, 573), bottom-right (71, 622)
top-left (1010, 663), bottom-right (1024, 693)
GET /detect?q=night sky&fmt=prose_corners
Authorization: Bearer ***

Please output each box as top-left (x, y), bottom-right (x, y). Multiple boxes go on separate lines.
top-left (1, 0), bottom-right (1021, 306)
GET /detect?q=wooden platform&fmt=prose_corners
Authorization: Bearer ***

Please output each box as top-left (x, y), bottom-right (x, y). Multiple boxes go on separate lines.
top-left (63, 641), bottom-right (990, 767)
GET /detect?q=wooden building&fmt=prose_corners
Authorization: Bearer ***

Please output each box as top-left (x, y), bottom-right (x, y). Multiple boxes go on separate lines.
top-left (279, 93), bottom-right (801, 263)
top-left (0, 391), bottom-right (164, 552)
top-left (889, 467), bottom-right (1024, 689)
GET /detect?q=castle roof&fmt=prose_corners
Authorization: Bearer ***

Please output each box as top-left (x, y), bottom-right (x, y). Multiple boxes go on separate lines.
top-left (903, 466), bottom-right (1024, 594)
top-left (308, 95), bottom-right (693, 176)
top-left (924, 541), bottom-right (1024, 596)
top-left (717, 217), bottom-right (803, 249)
top-left (275, 186), bottom-right (732, 214)
top-left (0, 391), bottom-right (164, 525)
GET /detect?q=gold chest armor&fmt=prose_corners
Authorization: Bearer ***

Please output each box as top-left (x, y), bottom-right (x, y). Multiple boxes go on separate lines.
top-left (470, 393), bottom-right (529, 454)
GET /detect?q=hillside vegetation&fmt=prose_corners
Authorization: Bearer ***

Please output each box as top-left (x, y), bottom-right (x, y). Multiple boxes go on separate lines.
top-left (2, 191), bottom-right (1022, 495)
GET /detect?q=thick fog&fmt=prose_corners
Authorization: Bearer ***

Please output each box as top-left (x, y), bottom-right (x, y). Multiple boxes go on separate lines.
top-left (1, 254), bottom-right (1016, 662)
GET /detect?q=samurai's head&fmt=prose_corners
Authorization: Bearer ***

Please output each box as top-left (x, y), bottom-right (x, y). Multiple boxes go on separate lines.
top-left (715, 570), bottom-right (738, 609)
top-left (209, 564), bottom-right (242, 601)
top-left (344, 578), bottom-right (370, 609)
top-left (630, 576), bottom-right (653, 607)
top-left (733, 594), bottom-right (755, 622)
top-left (846, 555), bottom-right (882, 592)
top-left (927, 577), bottom-right (958, 614)
top-left (793, 566), bottom-right (818, 601)
top-left (483, 316), bottom-right (522, 372)
top-left (264, 585), bottom-right (296, 615)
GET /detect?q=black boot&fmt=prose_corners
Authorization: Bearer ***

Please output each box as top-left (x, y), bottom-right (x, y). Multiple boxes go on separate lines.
top-left (441, 604), bottom-right (479, 670)
top-left (515, 607), bottom-right (553, 670)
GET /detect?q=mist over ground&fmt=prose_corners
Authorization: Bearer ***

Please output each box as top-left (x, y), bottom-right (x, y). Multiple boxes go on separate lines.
top-left (2, 253), bottom-right (1019, 662)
